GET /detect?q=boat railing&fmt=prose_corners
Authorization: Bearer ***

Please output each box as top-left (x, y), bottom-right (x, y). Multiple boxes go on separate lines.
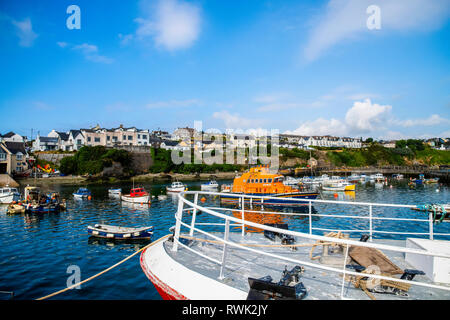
top-left (171, 190), bottom-right (450, 299)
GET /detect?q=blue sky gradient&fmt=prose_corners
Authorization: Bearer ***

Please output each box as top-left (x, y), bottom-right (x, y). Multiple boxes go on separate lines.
top-left (1, 0), bottom-right (449, 140)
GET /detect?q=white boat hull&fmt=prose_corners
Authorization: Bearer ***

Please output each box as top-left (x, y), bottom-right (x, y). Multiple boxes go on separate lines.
top-left (121, 194), bottom-right (150, 203)
top-left (166, 187), bottom-right (186, 193)
top-left (0, 193), bottom-right (20, 204)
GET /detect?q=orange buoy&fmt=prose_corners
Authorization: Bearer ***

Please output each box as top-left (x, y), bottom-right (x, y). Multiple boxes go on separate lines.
top-left (333, 193), bottom-right (338, 198)
top-left (88, 195), bottom-right (92, 200)
top-left (200, 197), bottom-right (206, 202)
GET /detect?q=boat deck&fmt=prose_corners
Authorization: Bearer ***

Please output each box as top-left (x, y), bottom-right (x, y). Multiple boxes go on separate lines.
top-left (164, 232), bottom-right (450, 300)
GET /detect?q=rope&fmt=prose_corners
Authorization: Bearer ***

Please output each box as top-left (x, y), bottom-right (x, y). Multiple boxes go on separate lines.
top-left (349, 269), bottom-right (411, 300)
top-left (35, 235), bottom-right (168, 300)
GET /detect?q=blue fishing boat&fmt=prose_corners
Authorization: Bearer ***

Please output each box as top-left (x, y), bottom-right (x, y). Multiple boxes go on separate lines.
top-left (27, 192), bottom-right (62, 214)
top-left (413, 174), bottom-right (425, 185)
top-left (73, 188), bottom-right (91, 199)
top-left (87, 224), bottom-right (153, 240)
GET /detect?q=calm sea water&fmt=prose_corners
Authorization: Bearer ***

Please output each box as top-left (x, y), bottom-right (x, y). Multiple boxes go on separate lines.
top-left (0, 179), bottom-right (449, 300)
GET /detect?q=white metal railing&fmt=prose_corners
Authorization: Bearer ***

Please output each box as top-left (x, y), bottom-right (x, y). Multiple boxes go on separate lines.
top-left (171, 190), bottom-right (450, 299)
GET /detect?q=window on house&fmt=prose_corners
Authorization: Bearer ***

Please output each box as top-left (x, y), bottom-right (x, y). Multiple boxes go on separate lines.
top-left (128, 135), bottom-right (132, 140)
top-left (123, 135), bottom-right (126, 140)
top-left (138, 134), bottom-right (141, 139)
top-left (142, 135), bottom-right (147, 139)
top-left (94, 137), bottom-right (100, 142)
top-left (107, 136), bottom-right (110, 141)
top-left (16, 154), bottom-right (22, 160)
top-left (0, 153), bottom-right (6, 161)
top-left (87, 137), bottom-right (91, 142)
top-left (77, 139), bottom-right (81, 145)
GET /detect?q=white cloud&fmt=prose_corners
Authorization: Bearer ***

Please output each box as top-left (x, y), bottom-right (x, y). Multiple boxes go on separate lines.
top-left (287, 98), bottom-right (392, 136)
top-left (71, 43), bottom-right (114, 64)
top-left (345, 99), bottom-right (391, 132)
top-left (57, 41), bottom-right (68, 48)
top-left (303, 0), bottom-right (450, 62)
top-left (394, 114), bottom-right (450, 127)
top-left (11, 17), bottom-right (38, 47)
top-left (135, 0), bottom-right (201, 51)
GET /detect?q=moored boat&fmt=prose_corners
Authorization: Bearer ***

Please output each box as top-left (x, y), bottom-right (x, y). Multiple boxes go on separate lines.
top-left (0, 186), bottom-right (20, 204)
top-left (108, 187), bottom-right (122, 197)
top-left (322, 181), bottom-right (356, 192)
top-left (7, 203), bottom-right (25, 214)
top-left (220, 165), bottom-right (319, 206)
top-left (166, 181), bottom-right (187, 193)
top-left (201, 180), bottom-right (219, 190)
top-left (87, 224), bottom-right (153, 240)
top-left (121, 187), bottom-right (150, 203)
top-left (73, 188), bottom-right (91, 199)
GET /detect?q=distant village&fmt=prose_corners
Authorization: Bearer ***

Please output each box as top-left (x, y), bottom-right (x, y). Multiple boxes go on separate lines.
top-left (0, 124), bottom-right (448, 177)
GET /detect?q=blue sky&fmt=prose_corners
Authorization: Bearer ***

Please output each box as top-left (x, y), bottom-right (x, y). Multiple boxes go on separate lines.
top-left (0, 0), bottom-right (449, 140)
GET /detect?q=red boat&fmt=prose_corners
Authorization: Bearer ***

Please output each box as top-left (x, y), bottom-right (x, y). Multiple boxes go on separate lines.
top-left (121, 187), bottom-right (151, 203)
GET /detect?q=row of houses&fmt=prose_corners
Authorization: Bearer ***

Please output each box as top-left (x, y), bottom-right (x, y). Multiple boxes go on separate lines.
top-left (32, 125), bottom-right (151, 152)
top-left (279, 134), bottom-right (363, 149)
top-left (2, 126), bottom-right (368, 155)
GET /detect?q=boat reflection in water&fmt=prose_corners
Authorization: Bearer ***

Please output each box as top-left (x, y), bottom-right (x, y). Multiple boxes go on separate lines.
top-left (229, 204), bottom-right (319, 234)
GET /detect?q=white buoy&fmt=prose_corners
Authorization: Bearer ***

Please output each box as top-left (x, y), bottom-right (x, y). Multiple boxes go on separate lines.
top-left (436, 189), bottom-right (440, 192)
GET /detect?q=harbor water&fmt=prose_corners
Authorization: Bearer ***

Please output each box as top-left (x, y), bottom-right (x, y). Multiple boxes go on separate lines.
top-left (0, 179), bottom-right (449, 300)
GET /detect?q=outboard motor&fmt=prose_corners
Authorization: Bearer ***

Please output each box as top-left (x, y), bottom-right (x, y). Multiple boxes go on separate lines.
top-left (247, 265), bottom-right (307, 300)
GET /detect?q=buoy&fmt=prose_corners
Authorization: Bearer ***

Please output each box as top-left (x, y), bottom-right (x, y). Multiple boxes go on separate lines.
top-left (88, 196), bottom-right (92, 200)
top-left (333, 193), bottom-right (338, 198)
top-left (201, 197), bottom-right (206, 202)
top-left (436, 189), bottom-right (440, 192)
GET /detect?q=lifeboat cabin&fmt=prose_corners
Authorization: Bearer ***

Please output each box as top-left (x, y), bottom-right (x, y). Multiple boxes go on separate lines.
top-left (220, 165), bottom-right (319, 206)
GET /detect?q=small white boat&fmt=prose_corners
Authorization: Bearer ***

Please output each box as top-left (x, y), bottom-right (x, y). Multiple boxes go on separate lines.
top-left (370, 173), bottom-right (385, 182)
top-left (121, 187), bottom-right (150, 203)
top-left (108, 188), bottom-right (122, 197)
top-left (283, 176), bottom-right (300, 186)
top-left (73, 188), bottom-right (91, 199)
top-left (201, 180), bottom-right (219, 190)
top-left (88, 224), bottom-right (153, 240)
top-left (166, 181), bottom-right (187, 193)
top-left (0, 186), bottom-right (20, 204)
top-left (322, 181), bottom-right (356, 192)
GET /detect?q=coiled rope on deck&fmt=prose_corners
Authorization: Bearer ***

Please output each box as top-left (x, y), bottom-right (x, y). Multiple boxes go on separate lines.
top-left (36, 235), bottom-right (169, 300)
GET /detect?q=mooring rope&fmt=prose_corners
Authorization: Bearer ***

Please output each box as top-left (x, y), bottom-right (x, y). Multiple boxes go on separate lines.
top-left (36, 235), bottom-right (169, 300)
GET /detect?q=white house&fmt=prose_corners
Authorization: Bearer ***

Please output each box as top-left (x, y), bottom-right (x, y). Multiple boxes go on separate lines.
top-left (68, 130), bottom-right (85, 151)
top-left (48, 130), bottom-right (71, 151)
top-left (1, 132), bottom-right (26, 143)
top-left (32, 135), bottom-right (59, 151)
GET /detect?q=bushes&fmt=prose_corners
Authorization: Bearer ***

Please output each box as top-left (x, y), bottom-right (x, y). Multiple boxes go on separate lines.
top-left (149, 148), bottom-right (243, 173)
top-left (58, 146), bottom-right (132, 175)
